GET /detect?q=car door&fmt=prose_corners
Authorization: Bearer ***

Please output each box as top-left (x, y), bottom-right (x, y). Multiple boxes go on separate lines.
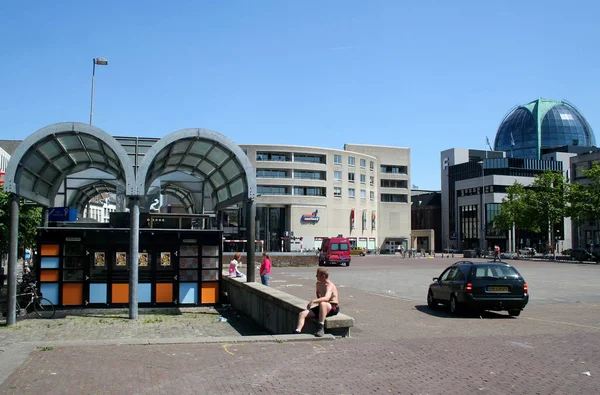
top-left (432, 266), bottom-right (458, 303)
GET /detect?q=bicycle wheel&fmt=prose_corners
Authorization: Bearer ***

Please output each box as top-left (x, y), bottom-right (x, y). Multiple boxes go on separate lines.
top-left (33, 297), bottom-right (55, 319)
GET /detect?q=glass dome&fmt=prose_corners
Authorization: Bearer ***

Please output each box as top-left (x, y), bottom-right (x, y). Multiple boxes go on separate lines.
top-left (494, 99), bottom-right (596, 159)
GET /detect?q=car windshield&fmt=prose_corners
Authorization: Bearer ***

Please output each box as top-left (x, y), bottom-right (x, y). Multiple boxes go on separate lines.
top-left (331, 243), bottom-right (349, 251)
top-left (472, 265), bottom-right (520, 280)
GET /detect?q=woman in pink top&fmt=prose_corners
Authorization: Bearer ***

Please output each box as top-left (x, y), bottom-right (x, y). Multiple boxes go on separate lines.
top-left (229, 252), bottom-right (245, 278)
top-left (259, 252), bottom-right (272, 286)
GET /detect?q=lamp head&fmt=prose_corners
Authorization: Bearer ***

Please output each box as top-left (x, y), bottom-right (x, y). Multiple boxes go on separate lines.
top-left (94, 57), bottom-right (108, 66)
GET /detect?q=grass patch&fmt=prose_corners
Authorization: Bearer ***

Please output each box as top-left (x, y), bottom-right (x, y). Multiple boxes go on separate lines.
top-left (142, 317), bottom-right (164, 324)
top-left (40, 346), bottom-right (54, 351)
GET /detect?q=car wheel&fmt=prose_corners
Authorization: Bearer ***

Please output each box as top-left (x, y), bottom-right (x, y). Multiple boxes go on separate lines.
top-left (427, 290), bottom-right (438, 308)
top-left (508, 310), bottom-right (521, 317)
top-left (360, 252), bottom-right (365, 256)
top-left (449, 295), bottom-right (460, 314)
top-left (346, 261), bottom-right (350, 267)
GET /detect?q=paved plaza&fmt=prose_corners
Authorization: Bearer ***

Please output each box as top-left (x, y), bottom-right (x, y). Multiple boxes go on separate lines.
top-left (1, 255), bottom-right (599, 394)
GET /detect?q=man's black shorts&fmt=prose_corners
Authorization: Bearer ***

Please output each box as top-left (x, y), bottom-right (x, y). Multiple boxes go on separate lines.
top-left (310, 303), bottom-right (340, 317)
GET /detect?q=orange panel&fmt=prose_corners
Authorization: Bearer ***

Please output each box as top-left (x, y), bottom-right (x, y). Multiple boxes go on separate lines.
top-left (155, 283), bottom-right (173, 303)
top-left (112, 284), bottom-right (129, 303)
top-left (62, 283), bottom-right (83, 305)
top-left (41, 244), bottom-right (60, 256)
top-left (40, 270), bottom-right (59, 282)
top-left (201, 283), bottom-right (219, 304)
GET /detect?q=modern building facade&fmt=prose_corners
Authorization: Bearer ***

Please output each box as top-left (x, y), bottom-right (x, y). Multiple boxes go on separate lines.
top-left (234, 144), bottom-right (411, 253)
top-left (441, 148), bottom-right (573, 253)
top-left (411, 190), bottom-right (441, 252)
top-left (494, 98), bottom-right (596, 159)
top-left (570, 150), bottom-right (600, 254)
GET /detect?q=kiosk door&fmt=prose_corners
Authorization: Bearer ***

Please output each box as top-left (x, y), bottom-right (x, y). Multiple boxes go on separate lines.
top-left (154, 248), bottom-right (178, 304)
top-left (88, 250), bottom-right (109, 305)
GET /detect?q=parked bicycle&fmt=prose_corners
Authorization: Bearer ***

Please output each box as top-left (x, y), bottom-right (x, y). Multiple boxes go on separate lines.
top-left (1, 281), bottom-right (55, 319)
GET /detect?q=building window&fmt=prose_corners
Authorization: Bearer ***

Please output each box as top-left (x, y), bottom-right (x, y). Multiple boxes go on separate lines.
top-left (360, 174), bottom-right (366, 184)
top-left (294, 187), bottom-right (326, 196)
top-left (370, 176), bottom-right (374, 186)
top-left (334, 187), bottom-right (342, 197)
top-left (360, 159), bottom-right (366, 169)
top-left (257, 186), bottom-right (290, 195)
top-left (380, 165), bottom-right (408, 174)
top-left (370, 191), bottom-right (374, 200)
top-left (370, 161), bottom-right (374, 171)
top-left (334, 155), bottom-right (342, 166)
top-left (348, 157), bottom-right (355, 167)
top-left (294, 171), bottom-right (324, 180)
top-left (380, 179), bottom-right (408, 188)
top-left (348, 188), bottom-right (356, 198)
top-left (256, 152), bottom-right (291, 162)
top-left (334, 171), bottom-right (342, 182)
top-left (380, 193), bottom-right (408, 203)
top-left (360, 190), bottom-right (366, 200)
top-left (348, 172), bottom-right (355, 183)
top-left (257, 169), bottom-right (288, 178)
top-left (294, 154), bottom-right (325, 164)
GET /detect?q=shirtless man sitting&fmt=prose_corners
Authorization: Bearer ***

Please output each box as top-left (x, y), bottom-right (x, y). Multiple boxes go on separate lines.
top-left (295, 267), bottom-right (340, 337)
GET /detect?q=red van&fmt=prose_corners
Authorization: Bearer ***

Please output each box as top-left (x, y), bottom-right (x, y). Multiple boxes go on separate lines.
top-left (319, 237), bottom-right (351, 266)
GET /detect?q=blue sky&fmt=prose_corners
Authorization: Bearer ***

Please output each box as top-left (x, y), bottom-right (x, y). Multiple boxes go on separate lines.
top-left (1, 1), bottom-right (598, 190)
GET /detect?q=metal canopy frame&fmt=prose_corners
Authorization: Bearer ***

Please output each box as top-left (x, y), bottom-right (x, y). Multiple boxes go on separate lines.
top-left (136, 128), bottom-right (256, 211)
top-left (4, 122), bottom-right (135, 206)
top-left (3, 123), bottom-right (257, 326)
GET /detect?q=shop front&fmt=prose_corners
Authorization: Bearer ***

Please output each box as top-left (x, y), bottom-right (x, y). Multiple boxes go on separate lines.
top-left (36, 227), bottom-right (223, 307)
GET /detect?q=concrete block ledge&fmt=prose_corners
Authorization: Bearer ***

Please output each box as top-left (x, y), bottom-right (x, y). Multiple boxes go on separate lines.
top-left (222, 276), bottom-right (354, 337)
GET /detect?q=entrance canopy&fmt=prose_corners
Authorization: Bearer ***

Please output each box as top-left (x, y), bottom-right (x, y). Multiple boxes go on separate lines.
top-left (3, 122), bottom-right (135, 207)
top-left (136, 128), bottom-right (256, 211)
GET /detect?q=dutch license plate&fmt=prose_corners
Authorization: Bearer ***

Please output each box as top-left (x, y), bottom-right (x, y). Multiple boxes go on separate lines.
top-left (488, 286), bottom-right (509, 292)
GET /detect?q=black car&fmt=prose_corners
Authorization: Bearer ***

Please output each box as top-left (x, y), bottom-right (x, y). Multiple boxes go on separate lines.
top-left (569, 248), bottom-right (594, 262)
top-left (427, 261), bottom-right (529, 316)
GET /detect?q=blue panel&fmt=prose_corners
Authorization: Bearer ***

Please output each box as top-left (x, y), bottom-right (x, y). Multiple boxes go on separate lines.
top-left (40, 283), bottom-right (59, 305)
top-left (179, 283), bottom-right (198, 304)
top-left (41, 257), bottom-right (60, 269)
top-left (89, 283), bottom-right (107, 304)
top-left (139, 283), bottom-right (152, 303)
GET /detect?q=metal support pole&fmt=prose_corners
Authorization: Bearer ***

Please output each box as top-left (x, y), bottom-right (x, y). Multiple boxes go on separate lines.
top-left (90, 60), bottom-right (96, 125)
top-left (480, 162), bottom-right (486, 252)
top-left (6, 194), bottom-right (20, 325)
top-left (41, 207), bottom-right (49, 227)
top-left (245, 200), bottom-right (256, 283)
top-left (129, 197), bottom-right (140, 320)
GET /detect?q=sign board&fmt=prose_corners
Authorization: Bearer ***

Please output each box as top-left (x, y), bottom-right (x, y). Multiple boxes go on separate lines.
top-left (301, 209), bottom-right (320, 223)
top-left (48, 207), bottom-right (78, 222)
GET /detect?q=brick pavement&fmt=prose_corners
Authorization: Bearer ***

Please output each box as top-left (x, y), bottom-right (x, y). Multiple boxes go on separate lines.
top-left (1, 260), bottom-right (599, 394)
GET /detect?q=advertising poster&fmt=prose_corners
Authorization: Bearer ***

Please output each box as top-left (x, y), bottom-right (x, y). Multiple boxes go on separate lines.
top-left (94, 252), bottom-right (106, 267)
top-left (116, 252), bottom-right (127, 266)
top-left (138, 252), bottom-right (149, 267)
top-left (160, 252), bottom-right (171, 267)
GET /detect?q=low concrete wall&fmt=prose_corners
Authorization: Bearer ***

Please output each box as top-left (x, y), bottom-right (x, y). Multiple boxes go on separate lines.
top-left (222, 252), bottom-right (317, 268)
top-left (222, 276), bottom-right (353, 337)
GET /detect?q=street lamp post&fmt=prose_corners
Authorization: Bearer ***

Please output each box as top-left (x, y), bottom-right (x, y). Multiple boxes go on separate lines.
top-left (478, 160), bottom-right (486, 253)
top-left (90, 57), bottom-right (108, 125)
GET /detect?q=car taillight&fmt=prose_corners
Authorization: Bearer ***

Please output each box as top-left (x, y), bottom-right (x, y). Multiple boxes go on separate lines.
top-left (523, 283), bottom-right (528, 294)
top-left (465, 282), bottom-right (473, 293)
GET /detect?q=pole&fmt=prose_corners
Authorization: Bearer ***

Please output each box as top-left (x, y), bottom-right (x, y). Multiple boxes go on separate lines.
top-left (128, 197), bottom-right (140, 320)
top-left (480, 162), bottom-right (486, 252)
top-left (89, 59), bottom-right (96, 125)
top-left (6, 194), bottom-right (20, 325)
top-left (245, 199), bottom-right (256, 282)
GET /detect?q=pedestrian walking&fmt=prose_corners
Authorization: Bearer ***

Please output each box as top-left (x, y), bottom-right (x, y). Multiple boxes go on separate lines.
top-left (259, 252), bottom-right (272, 286)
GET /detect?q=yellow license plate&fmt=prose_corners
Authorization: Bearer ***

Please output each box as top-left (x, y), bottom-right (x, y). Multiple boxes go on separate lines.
top-left (488, 286), bottom-right (509, 292)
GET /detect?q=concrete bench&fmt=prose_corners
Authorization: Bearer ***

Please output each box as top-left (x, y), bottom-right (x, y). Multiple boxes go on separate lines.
top-left (222, 276), bottom-right (354, 337)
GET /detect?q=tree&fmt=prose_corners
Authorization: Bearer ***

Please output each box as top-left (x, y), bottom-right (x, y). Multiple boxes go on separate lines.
top-left (493, 181), bottom-right (531, 251)
top-left (0, 191), bottom-right (42, 261)
top-left (523, 170), bottom-right (569, 255)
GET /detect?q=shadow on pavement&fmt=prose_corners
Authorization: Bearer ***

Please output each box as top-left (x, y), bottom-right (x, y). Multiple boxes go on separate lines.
top-left (414, 305), bottom-right (515, 319)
